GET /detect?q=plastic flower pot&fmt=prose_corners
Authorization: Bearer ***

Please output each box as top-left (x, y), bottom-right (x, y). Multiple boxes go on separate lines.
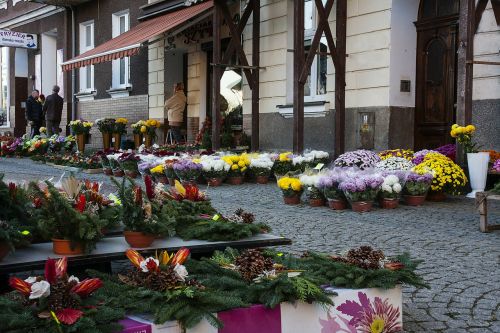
top-left (283, 194), bottom-right (301, 205)
top-left (426, 191), bottom-right (446, 202)
top-left (327, 198), bottom-right (347, 210)
top-left (256, 175), bottom-right (270, 184)
top-left (113, 133), bottom-right (121, 150)
top-left (102, 132), bottom-right (112, 150)
top-left (113, 169), bottom-right (125, 177)
top-left (403, 195), bottom-right (426, 206)
top-left (309, 198), bottom-right (325, 207)
top-left (207, 178), bottom-right (223, 187)
top-left (380, 198), bottom-right (399, 209)
top-left (52, 239), bottom-right (84, 255)
top-left (228, 176), bottom-right (244, 185)
top-left (123, 231), bottom-right (156, 248)
top-left (133, 134), bottom-right (143, 149)
top-left (0, 242), bottom-right (10, 261)
top-left (350, 201), bottom-right (373, 213)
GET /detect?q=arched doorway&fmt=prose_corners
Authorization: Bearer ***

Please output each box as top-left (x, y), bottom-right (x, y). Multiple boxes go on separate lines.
top-left (414, 0), bottom-right (459, 150)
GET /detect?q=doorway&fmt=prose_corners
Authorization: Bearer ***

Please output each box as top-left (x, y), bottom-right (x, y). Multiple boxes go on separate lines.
top-left (14, 77), bottom-right (27, 137)
top-left (414, 0), bottom-right (459, 150)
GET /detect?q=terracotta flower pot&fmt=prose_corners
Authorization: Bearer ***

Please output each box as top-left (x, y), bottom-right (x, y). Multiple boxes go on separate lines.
top-left (208, 178), bottom-right (223, 187)
top-left (134, 134), bottom-right (143, 149)
top-left (52, 239), bottom-right (84, 255)
top-left (426, 191), bottom-right (446, 202)
top-left (328, 198), bottom-right (347, 210)
top-left (125, 170), bottom-right (138, 178)
top-left (0, 242), bottom-right (10, 261)
top-left (404, 195), bottom-right (426, 206)
top-left (144, 134), bottom-right (153, 148)
top-left (350, 201), bottom-right (373, 213)
top-left (284, 194), bottom-right (301, 205)
top-left (103, 167), bottom-right (113, 176)
top-left (256, 175), bottom-right (270, 184)
top-left (380, 198), bottom-right (399, 209)
top-left (113, 133), bottom-right (121, 150)
top-left (123, 231), bottom-right (156, 248)
top-left (228, 176), bottom-right (244, 185)
top-left (309, 198), bottom-right (325, 207)
top-left (76, 134), bottom-right (86, 153)
top-left (113, 169), bottom-right (125, 177)
top-left (102, 132), bottom-right (112, 150)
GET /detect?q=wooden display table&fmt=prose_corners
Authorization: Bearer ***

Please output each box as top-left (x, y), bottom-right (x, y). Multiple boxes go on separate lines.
top-left (476, 192), bottom-right (500, 233)
top-left (0, 234), bottom-right (291, 274)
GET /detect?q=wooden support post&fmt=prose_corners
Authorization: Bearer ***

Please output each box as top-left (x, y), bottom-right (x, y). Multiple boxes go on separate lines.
top-left (335, 0), bottom-right (347, 157)
top-left (212, 3), bottom-right (222, 151)
top-left (293, 0), bottom-right (305, 154)
top-left (251, 0), bottom-right (260, 151)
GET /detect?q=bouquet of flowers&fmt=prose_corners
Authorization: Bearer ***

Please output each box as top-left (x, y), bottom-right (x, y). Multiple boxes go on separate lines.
top-left (277, 177), bottom-right (302, 197)
top-left (95, 118), bottom-right (115, 133)
top-left (334, 150), bottom-right (381, 170)
top-left (1, 137), bottom-right (22, 156)
top-left (164, 158), bottom-right (180, 179)
top-left (272, 152), bottom-right (294, 176)
top-left (69, 120), bottom-right (93, 135)
top-left (150, 163), bottom-right (166, 182)
top-left (376, 157), bottom-right (414, 171)
top-left (299, 173), bottom-right (324, 201)
top-left (27, 137), bottom-right (49, 155)
top-left (4, 257), bottom-right (123, 332)
top-left (339, 174), bottom-right (383, 202)
top-left (106, 153), bottom-right (123, 172)
top-left (118, 152), bottom-right (140, 177)
top-left (413, 153), bottom-right (467, 194)
top-left (200, 156), bottom-right (230, 180)
top-left (173, 159), bottom-right (202, 183)
top-left (144, 119), bottom-right (161, 138)
top-left (222, 154), bottom-right (250, 177)
top-left (380, 174), bottom-right (403, 199)
top-left (404, 171), bottom-right (433, 196)
top-left (378, 149), bottom-right (414, 161)
top-left (249, 155), bottom-right (274, 177)
top-left (131, 120), bottom-right (147, 134)
top-left (113, 117), bottom-right (128, 134)
top-left (450, 124), bottom-right (477, 153)
top-left (317, 170), bottom-right (345, 201)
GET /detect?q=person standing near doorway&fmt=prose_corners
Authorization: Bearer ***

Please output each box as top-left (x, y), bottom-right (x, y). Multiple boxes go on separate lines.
top-left (26, 89), bottom-right (43, 138)
top-left (164, 82), bottom-right (186, 144)
top-left (43, 85), bottom-right (64, 136)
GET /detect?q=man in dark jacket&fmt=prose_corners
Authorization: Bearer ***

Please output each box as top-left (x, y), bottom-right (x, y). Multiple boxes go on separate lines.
top-left (26, 89), bottom-right (43, 138)
top-left (43, 85), bottom-right (64, 136)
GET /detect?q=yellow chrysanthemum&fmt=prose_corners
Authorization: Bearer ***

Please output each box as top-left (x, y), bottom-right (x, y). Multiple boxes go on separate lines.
top-left (150, 164), bottom-right (164, 174)
top-left (231, 164), bottom-right (239, 171)
top-left (140, 125), bottom-right (147, 133)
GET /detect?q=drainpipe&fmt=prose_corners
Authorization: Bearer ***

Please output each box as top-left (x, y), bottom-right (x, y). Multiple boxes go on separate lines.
top-left (70, 5), bottom-right (77, 122)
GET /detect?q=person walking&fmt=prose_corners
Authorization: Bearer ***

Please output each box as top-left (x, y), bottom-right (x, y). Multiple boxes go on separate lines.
top-left (26, 89), bottom-right (43, 138)
top-left (164, 82), bottom-right (186, 144)
top-left (43, 85), bottom-right (64, 136)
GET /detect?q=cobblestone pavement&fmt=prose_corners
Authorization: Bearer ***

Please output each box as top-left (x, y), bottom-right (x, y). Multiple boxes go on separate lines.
top-left (1, 158), bottom-right (499, 333)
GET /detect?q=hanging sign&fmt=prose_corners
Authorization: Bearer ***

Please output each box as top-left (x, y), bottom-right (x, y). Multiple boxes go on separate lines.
top-left (0, 29), bottom-right (38, 49)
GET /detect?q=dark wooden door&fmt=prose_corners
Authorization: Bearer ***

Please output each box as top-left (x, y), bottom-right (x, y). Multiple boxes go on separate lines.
top-left (14, 77), bottom-right (28, 137)
top-left (415, 0), bottom-right (459, 150)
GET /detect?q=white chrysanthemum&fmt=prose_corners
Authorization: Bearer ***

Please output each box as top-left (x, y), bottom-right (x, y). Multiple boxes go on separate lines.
top-left (393, 183), bottom-right (402, 193)
top-left (299, 174), bottom-right (320, 186)
top-left (383, 175), bottom-right (399, 186)
top-left (382, 184), bottom-right (393, 193)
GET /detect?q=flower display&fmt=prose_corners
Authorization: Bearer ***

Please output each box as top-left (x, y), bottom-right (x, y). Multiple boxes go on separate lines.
top-left (277, 177), bottom-right (302, 197)
top-left (378, 149), bottom-right (414, 161)
top-left (482, 150), bottom-right (500, 163)
top-left (200, 155), bottom-right (230, 179)
top-left (435, 144), bottom-right (456, 161)
top-left (299, 173), bottom-right (324, 201)
top-left (317, 170), bottom-right (345, 201)
top-left (411, 149), bottom-right (438, 165)
top-left (380, 174), bottom-right (403, 199)
top-left (450, 124), bottom-right (477, 153)
top-left (117, 152), bottom-right (140, 173)
top-left (173, 159), bottom-right (202, 183)
top-left (413, 153), bottom-right (467, 194)
top-left (376, 157), bottom-right (414, 171)
top-left (339, 174), bottom-right (383, 202)
top-left (113, 117), bottom-right (128, 134)
top-left (221, 154), bottom-right (250, 177)
top-left (492, 159), bottom-right (500, 172)
top-left (69, 120), bottom-right (93, 135)
top-left (273, 151), bottom-right (294, 176)
top-left (95, 118), bottom-right (115, 133)
top-left (131, 120), bottom-right (147, 134)
top-left (249, 155), bottom-right (274, 177)
top-left (334, 150), bottom-right (381, 170)
top-left (404, 171), bottom-right (433, 196)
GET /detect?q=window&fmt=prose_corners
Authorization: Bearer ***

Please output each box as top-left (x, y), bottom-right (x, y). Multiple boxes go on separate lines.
top-left (0, 47), bottom-right (10, 127)
top-left (79, 21), bottom-right (94, 92)
top-left (112, 11), bottom-right (130, 89)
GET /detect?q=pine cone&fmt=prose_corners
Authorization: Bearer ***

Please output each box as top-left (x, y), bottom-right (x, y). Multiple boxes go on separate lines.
top-left (343, 246), bottom-right (385, 270)
top-left (235, 249), bottom-right (274, 281)
top-left (143, 266), bottom-right (180, 292)
top-left (47, 279), bottom-right (79, 311)
top-left (233, 209), bottom-right (255, 224)
top-left (185, 278), bottom-right (205, 290)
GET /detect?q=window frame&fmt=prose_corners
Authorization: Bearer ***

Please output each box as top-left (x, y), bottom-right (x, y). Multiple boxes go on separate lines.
top-left (78, 20), bottom-right (95, 93)
top-left (111, 10), bottom-right (130, 89)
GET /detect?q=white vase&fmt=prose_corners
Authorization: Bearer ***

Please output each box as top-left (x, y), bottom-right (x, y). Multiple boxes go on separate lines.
top-left (466, 152), bottom-right (490, 198)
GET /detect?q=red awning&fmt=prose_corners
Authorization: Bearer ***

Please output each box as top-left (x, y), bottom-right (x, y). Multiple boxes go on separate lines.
top-left (61, 1), bottom-right (213, 71)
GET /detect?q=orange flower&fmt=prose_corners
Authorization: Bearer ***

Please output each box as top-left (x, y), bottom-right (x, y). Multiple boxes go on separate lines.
top-left (171, 247), bottom-right (190, 266)
top-left (55, 257), bottom-right (68, 277)
top-left (71, 278), bottom-right (103, 297)
top-left (126, 249), bottom-right (144, 269)
top-left (9, 277), bottom-right (31, 296)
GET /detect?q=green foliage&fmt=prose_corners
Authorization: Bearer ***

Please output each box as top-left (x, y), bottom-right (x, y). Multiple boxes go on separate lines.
top-left (30, 182), bottom-right (104, 253)
top-left (221, 131), bottom-right (233, 149)
top-left (492, 182), bottom-right (500, 194)
top-left (176, 217), bottom-right (270, 241)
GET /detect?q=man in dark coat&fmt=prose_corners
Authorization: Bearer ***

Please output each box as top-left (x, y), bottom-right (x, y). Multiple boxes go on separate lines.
top-left (43, 85), bottom-right (64, 136)
top-left (26, 89), bottom-right (43, 138)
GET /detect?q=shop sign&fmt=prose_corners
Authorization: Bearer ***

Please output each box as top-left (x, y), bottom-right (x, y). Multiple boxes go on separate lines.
top-left (0, 29), bottom-right (38, 49)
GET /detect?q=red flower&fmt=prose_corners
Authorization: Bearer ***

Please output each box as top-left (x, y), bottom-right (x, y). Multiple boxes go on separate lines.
top-left (55, 308), bottom-right (83, 325)
top-left (126, 249), bottom-right (144, 269)
top-left (55, 257), bottom-right (68, 277)
top-left (144, 175), bottom-right (155, 200)
top-left (44, 258), bottom-right (57, 284)
top-left (75, 194), bottom-right (86, 213)
top-left (171, 247), bottom-right (190, 266)
top-left (9, 277), bottom-right (31, 296)
top-left (133, 186), bottom-right (143, 205)
top-left (71, 278), bottom-right (103, 297)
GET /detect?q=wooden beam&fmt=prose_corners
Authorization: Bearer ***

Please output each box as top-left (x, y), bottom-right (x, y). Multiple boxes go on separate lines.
top-left (293, 0), bottom-right (305, 153)
top-left (457, 0), bottom-right (475, 126)
top-left (491, 0), bottom-right (500, 25)
top-left (475, 0), bottom-right (488, 32)
top-left (212, 4), bottom-right (222, 151)
top-left (251, 0), bottom-right (260, 151)
top-left (221, 2), bottom-right (253, 65)
top-left (335, 0), bottom-right (346, 157)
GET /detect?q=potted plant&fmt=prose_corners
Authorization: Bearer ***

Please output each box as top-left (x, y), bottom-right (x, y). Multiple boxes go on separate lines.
top-left (113, 178), bottom-right (174, 248)
top-left (96, 118), bottom-right (115, 150)
top-left (451, 124), bottom-right (489, 198)
top-left (376, 157), bottom-right (415, 171)
top-left (200, 156), bottom-right (230, 186)
top-left (118, 152), bottom-right (140, 178)
top-left (403, 171), bottom-right (433, 206)
top-left (151, 163), bottom-right (168, 184)
top-left (112, 117), bottom-right (128, 150)
top-left (334, 150), bottom-right (381, 170)
top-left (131, 120), bottom-right (146, 149)
top-left (318, 171), bottom-right (347, 210)
top-left (413, 153), bottom-right (468, 201)
top-left (96, 150), bottom-right (113, 175)
top-left (277, 177), bottom-right (302, 205)
top-left (107, 153), bottom-right (124, 177)
top-left (164, 158), bottom-right (179, 185)
top-left (222, 154), bottom-right (249, 185)
top-left (173, 159), bottom-right (202, 186)
top-left (272, 152), bottom-right (295, 178)
top-left (30, 179), bottom-right (104, 254)
top-left (143, 119), bottom-right (161, 148)
top-left (69, 120), bottom-right (93, 153)
top-left (300, 173), bottom-right (325, 207)
top-left (339, 174), bottom-right (383, 212)
top-left (250, 155), bottom-right (274, 184)
top-left (379, 173), bottom-right (404, 209)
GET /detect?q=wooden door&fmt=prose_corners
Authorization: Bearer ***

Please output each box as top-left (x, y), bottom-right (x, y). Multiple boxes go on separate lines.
top-left (414, 0), bottom-right (459, 150)
top-left (14, 77), bottom-right (28, 137)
